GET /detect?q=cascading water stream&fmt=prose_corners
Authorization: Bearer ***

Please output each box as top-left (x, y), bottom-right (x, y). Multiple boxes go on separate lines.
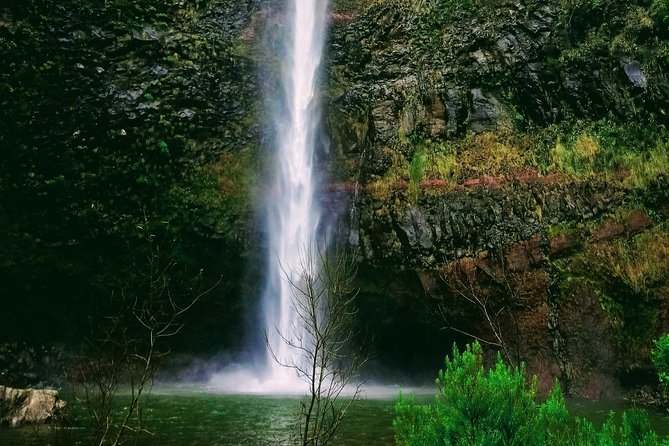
top-left (208, 0), bottom-right (328, 393)
top-left (262, 0), bottom-right (329, 391)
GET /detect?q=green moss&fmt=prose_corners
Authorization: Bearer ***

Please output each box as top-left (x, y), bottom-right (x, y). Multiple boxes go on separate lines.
top-left (548, 134), bottom-right (599, 175)
top-left (0, 0), bottom-right (259, 347)
top-left (331, 0), bottom-right (372, 14)
top-left (229, 38), bottom-right (256, 59)
top-left (618, 144), bottom-right (669, 189)
top-left (548, 222), bottom-right (582, 239)
top-left (556, 223), bottom-right (669, 355)
top-left (366, 118), bottom-right (667, 201)
top-left (409, 151), bottom-right (425, 185)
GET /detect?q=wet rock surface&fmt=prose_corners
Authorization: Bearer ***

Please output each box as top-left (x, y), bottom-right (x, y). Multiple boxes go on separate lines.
top-left (353, 179), bottom-right (623, 268)
top-left (0, 0), bottom-right (263, 359)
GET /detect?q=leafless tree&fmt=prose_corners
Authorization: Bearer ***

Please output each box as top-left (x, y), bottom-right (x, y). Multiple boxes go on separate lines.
top-left (439, 252), bottom-right (523, 367)
top-left (269, 246), bottom-right (368, 446)
top-left (71, 228), bottom-right (220, 446)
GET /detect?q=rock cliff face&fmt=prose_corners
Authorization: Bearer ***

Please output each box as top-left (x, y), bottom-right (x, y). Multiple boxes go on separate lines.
top-left (353, 178), bottom-right (624, 268)
top-left (326, 0), bottom-right (669, 396)
top-left (327, 1), bottom-right (668, 150)
top-left (0, 0), bottom-right (262, 353)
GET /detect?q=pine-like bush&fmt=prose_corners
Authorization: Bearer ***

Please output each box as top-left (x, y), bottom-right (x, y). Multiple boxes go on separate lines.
top-left (394, 342), bottom-right (666, 446)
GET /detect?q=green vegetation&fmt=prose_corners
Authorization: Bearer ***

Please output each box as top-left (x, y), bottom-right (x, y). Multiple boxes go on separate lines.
top-left (535, 121), bottom-right (669, 189)
top-left (365, 117), bottom-right (667, 204)
top-left (394, 342), bottom-right (667, 446)
top-left (548, 221), bottom-right (583, 241)
top-left (549, 134), bottom-right (599, 175)
top-left (332, 0), bottom-right (371, 14)
top-left (582, 224), bottom-right (667, 345)
top-left (6, 0), bottom-right (180, 30)
top-left (653, 334), bottom-right (669, 387)
top-left (409, 151), bottom-right (426, 200)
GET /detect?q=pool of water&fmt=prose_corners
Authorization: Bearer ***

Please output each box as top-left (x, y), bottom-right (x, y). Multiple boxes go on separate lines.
top-left (1, 388), bottom-right (668, 445)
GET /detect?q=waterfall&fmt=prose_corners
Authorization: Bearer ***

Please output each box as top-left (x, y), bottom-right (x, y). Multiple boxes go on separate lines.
top-left (261, 0), bottom-right (329, 391)
top-left (208, 0), bottom-right (329, 394)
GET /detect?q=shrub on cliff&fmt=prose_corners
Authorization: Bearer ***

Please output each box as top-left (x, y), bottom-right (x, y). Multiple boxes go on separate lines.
top-left (394, 342), bottom-right (666, 446)
top-left (652, 334), bottom-right (669, 388)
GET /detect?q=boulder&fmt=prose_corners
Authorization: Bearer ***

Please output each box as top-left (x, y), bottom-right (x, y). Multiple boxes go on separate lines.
top-left (0, 385), bottom-right (65, 427)
top-left (469, 88), bottom-right (506, 133)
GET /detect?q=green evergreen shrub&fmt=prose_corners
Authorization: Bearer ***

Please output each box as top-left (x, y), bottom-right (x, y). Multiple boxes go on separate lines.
top-left (394, 342), bottom-right (666, 446)
top-left (394, 342), bottom-right (552, 446)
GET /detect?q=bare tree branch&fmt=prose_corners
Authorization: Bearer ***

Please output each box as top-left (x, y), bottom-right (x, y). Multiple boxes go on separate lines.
top-left (71, 223), bottom-right (220, 446)
top-left (439, 252), bottom-right (522, 366)
top-left (268, 244), bottom-right (369, 446)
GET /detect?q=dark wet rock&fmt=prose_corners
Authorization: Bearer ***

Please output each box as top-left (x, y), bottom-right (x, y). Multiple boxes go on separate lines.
top-left (370, 100), bottom-right (397, 146)
top-left (444, 89), bottom-right (468, 136)
top-left (353, 179), bottom-right (626, 269)
top-left (178, 109), bottom-right (196, 119)
top-left (397, 207), bottom-right (433, 250)
top-left (131, 25), bottom-right (161, 42)
top-left (90, 26), bottom-right (115, 41)
top-left (470, 88), bottom-right (506, 133)
top-left (118, 88), bottom-right (144, 101)
top-left (151, 65), bottom-right (168, 76)
top-left (524, 6), bottom-right (555, 35)
top-left (496, 33), bottom-right (521, 59)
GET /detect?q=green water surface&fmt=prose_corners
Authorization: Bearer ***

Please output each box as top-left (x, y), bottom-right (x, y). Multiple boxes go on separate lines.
top-left (1, 390), bottom-right (668, 445)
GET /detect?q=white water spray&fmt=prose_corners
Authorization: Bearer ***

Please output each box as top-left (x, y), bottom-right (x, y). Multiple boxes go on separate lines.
top-left (209, 0), bottom-right (329, 393)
